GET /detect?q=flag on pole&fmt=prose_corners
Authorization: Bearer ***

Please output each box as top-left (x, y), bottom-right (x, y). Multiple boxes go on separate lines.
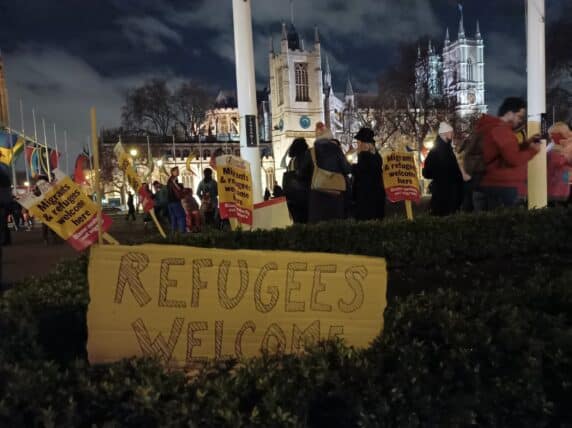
top-left (0, 131), bottom-right (25, 165)
top-left (74, 149), bottom-right (91, 185)
top-left (25, 144), bottom-right (60, 177)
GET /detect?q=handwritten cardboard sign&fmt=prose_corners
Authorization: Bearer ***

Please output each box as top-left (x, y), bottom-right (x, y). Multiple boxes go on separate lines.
top-left (18, 169), bottom-right (111, 251)
top-left (87, 244), bottom-right (387, 367)
top-left (216, 155), bottom-right (253, 226)
top-left (382, 152), bottom-right (421, 202)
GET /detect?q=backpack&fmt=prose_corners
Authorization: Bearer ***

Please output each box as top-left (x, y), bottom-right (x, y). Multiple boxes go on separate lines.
top-left (460, 132), bottom-right (485, 177)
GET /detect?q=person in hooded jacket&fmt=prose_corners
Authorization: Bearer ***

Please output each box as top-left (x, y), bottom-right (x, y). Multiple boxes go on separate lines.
top-left (351, 127), bottom-right (385, 221)
top-left (422, 122), bottom-right (464, 216)
top-left (299, 123), bottom-right (351, 223)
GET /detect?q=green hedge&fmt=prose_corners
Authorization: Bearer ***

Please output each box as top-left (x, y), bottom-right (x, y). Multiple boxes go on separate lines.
top-left (1, 269), bottom-right (571, 427)
top-left (1, 208), bottom-right (571, 426)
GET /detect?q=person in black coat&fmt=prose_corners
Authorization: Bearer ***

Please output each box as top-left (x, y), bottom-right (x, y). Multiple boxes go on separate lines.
top-left (299, 125), bottom-right (351, 223)
top-left (282, 138), bottom-right (309, 223)
top-left (351, 128), bottom-right (385, 221)
top-left (422, 122), bottom-right (464, 216)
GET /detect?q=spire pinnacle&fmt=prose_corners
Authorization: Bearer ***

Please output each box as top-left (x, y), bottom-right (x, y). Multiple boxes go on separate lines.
top-left (445, 27), bottom-right (450, 43)
top-left (428, 39), bottom-right (433, 54)
top-left (269, 35), bottom-right (274, 53)
top-left (314, 26), bottom-right (320, 44)
top-left (345, 75), bottom-right (354, 97)
top-left (290, 0), bottom-right (295, 25)
top-left (281, 22), bottom-right (287, 40)
top-left (325, 54), bottom-right (331, 75)
top-left (476, 20), bottom-right (481, 39)
top-left (458, 13), bottom-right (465, 39)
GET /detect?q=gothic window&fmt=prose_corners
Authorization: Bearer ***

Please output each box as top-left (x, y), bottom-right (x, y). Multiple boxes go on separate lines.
top-left (277, 68), bottom-right (284, 105)
top-left (295, 63), bottom-right (310, 102)
top-left (467, 58), bottom-right (474, 81)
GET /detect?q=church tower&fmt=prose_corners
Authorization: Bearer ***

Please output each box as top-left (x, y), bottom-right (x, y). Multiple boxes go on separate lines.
top-left (269, 19), bottom-right (324, 179)
top-left (0, 51), bottom-right (9, 128)
top-left (442, 15), bottom-right (486, 116)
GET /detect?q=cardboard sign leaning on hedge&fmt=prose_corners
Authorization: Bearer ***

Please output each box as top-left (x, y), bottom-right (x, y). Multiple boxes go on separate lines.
top-left (87, 244), bottom-right (387, 367)
top-left (216, 155), bottom-right (253, 227)
top-left (18, 169), bottom-right (112, 251)
top-left (382, 152), bottom-right (421, 203)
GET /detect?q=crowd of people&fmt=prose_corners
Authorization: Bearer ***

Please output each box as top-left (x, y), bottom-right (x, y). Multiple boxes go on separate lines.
top-left (2, 95), bottom-right (572, 245)
top-left (282, 122), bottom-right (386, 224)
top-left (423, 96), bottom-right (572, 216)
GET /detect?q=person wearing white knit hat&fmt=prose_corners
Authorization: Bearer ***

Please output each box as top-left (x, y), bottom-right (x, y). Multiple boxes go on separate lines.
top-left (422, 122), bottom-right (464, 216)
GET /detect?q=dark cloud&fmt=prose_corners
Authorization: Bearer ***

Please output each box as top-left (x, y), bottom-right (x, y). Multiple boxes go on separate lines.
top-left (0, 0), bottom-right (566, 163)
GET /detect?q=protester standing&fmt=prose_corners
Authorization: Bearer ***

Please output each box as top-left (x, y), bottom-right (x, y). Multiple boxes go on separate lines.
top-left (299, 123), bottom-right (351, 223)
top-left (167, 166), bottom-right (187, 233)
top-left (0, 169), bottom-right (11, 246)
top-left (282, 137), bottom-right (309, 223)
top-left (197, 168), bottom-right (218, 227)
top-left (126, 192), bottom-right (136, 221)
top-left (422, 122), bottom-right (464, 216)
top-left (477, 97), bottom-right (540, 209)
top-left (351, 127), bottom-right (385, 221)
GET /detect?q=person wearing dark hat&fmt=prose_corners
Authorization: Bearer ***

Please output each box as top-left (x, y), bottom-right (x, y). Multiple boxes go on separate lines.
top-left (422, 122), bottom-right (464, 216)
top-left (351, 127), bottom-right (385, 221)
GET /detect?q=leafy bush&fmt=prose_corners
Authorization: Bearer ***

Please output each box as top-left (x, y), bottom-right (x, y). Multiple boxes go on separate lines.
top-left (0, 270), bottom-right (570, 427)
top-left (1, 208), bottom-right (571, 426)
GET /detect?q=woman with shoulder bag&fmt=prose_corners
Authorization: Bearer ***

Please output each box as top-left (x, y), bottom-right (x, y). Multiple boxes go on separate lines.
top-left (299, 123), bottom-right (351, 223)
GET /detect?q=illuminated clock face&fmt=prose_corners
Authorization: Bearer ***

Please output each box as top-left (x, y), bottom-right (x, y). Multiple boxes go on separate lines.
top-left (468, 92), bottom-right (476, 105)
top-left (299, 115), bottom-right (311, 129)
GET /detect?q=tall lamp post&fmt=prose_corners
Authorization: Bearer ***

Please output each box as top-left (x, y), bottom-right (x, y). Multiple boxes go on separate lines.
top-left (526, 0), bottom-right (547, 209)
top-left (232, 0), bottom-right (263, 203)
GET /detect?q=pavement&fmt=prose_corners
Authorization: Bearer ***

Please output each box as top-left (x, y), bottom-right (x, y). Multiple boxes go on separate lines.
top-left (1, 198), bottom-right (431, 286)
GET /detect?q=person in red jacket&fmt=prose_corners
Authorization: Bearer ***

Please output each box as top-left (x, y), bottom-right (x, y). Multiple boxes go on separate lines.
top-left (477, 97), bottom-right (540, 209)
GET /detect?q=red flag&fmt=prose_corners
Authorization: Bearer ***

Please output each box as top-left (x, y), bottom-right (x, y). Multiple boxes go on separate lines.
top-left (74, 153), bottom-right (90, 185)
top-left (138, 184), bottom-right (155, 213)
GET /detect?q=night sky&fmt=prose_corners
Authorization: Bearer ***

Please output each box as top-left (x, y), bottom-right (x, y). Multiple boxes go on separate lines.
top-left (0, 0), bottom-right (566, 161)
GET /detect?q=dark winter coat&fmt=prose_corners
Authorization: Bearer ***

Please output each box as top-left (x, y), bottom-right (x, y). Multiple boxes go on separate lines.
top-left (351, 151), bottom-right (385, 221)
top-left (299, 139), bottom-right (351, 223)
top-left (422, 136), bottom-right (464, 216)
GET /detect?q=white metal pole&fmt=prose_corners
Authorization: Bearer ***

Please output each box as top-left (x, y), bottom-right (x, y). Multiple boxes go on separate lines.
top-left (53, 123), bottom-right (59, 169)
top-left (19, 99), bottom-right (29, 184)
top-left (526, 0), bottom-right (547, 209)
top-left (232, 0), bottom-right (263, 203)
top-left (32, 108), bottom-right (38, 144)
top-left (42, 118), bottom-right (51, 179)
top-left (64, 130), bottom-right (69, 175)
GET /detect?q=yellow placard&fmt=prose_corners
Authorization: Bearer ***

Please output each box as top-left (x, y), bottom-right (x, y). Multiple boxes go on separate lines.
top-left (382, 152), bottom-right (421, 203)
top-left (87, 244), bottom-right (387, 367)
top-left (216, 155), bottom-right (254, 226)
top-left (18, 169), bottom-right (112, 251)
top-left (114, 142), bottom-right (142, 192)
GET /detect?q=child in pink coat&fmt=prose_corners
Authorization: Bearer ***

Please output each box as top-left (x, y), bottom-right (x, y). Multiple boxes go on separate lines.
top-left (547, 122), bottom-right (572, 203)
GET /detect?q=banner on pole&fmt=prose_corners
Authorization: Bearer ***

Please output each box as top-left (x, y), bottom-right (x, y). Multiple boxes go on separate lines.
top-left (87, 244), bottom-right (387, 367)
top-left (114, 142), bottom-right (154, 212)
top-left (216, 155), bottom-right (253, 226)
top-left (382, 152), bottom-right (421, 203)
top-left (18, 169), bottom-right (112, 251)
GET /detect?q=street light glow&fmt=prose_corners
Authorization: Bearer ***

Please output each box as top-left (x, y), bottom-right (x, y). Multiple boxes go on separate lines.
top-left (24, 181), bottom-right (30, 187)
top-left (129, 148), bottom-right (138, 157)
top-left (157, 159), bottom-right (163, 167)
